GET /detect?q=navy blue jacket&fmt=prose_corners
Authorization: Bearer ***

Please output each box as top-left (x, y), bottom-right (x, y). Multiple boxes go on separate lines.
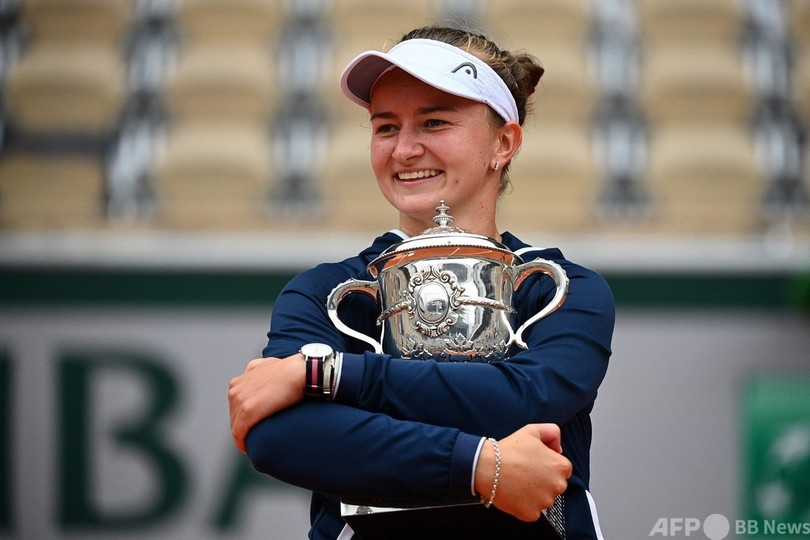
top-left (246, 231), bottom-right (615, 539)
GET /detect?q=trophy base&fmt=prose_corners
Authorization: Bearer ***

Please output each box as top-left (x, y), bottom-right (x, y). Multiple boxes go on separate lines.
top-left (341, 501), bottom-right (563, 540)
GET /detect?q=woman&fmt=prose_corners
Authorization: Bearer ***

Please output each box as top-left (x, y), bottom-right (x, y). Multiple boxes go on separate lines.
top-left (229, 26), bottom-right (615, 539)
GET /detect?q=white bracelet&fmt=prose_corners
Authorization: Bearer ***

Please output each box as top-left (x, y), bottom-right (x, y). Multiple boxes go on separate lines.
top-left (480, 437), bottom-right (500, 508)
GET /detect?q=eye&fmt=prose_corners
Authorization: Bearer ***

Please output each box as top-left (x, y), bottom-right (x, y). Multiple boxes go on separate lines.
top-left (424, 118), bottom-right (447, 128)
top-left (372, 123), bottom-right (398, 134)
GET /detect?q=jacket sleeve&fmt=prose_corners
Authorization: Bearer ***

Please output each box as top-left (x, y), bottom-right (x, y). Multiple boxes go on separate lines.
top-left (245, 400), bottom-right (482, 505)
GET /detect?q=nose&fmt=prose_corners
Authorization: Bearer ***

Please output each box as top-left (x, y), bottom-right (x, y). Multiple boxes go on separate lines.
top-left (391, 125), bottom-right (424, 162)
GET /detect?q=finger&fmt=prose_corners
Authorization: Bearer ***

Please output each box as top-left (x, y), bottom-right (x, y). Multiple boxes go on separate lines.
top-left (562, 456), bottom-right (573, 479)
top-left (233, 434), bottom-right (247, 455)
top-left (227, 377), bottom-right (242, 428)
top-left (536, 423), bottom-right (563, 453)
top-left (231, 414), bottom-right (248, 454)
top-left (228, 398), bottom-right (237, 430)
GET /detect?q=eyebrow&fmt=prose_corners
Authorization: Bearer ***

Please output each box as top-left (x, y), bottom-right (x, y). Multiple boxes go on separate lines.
top-left (369, 104), bottom-right (459, 122)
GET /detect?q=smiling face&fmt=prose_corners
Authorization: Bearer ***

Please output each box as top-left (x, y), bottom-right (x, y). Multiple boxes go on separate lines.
top-left (368, 68), bottom-right (521, 237)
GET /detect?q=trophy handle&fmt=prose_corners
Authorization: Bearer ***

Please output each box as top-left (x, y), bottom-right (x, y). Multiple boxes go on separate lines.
top-left (510, 259), bottom-right (570, 349)
top-left (327, 278), bottom-right (384, 354)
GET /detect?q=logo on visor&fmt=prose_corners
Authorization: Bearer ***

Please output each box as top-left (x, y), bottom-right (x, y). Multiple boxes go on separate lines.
top-left (451, 62), bottom-right (478, 78)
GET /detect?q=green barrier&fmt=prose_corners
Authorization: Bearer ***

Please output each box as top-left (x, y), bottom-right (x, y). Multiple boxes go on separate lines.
top-left (743, 375), bottom-right (810, 534)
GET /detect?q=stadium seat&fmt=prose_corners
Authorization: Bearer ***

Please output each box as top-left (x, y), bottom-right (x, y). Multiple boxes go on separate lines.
top-left (638, 0), bottom-right (750, 123)
top-left (647, 123), bottom-right (761, 233)
top-left (0, 153), bottom-right (104, 229)
top-left (485, 0), bottom-right (590, 45)
top-left (792, 1), bottom-right (810, 44)
top-left (154, 120), bottom-right (271, 229)
top-left (638, 0), bottom-right (741, 47)
top-left (6, 42), bottom-right (125, 134)
top-left (486, 0), bottom-right (594, 123)
top-left (640, 43), bottom-right (752, 125)
top-left (499, 119), bottom-right (597, 233)
top-left (791, 2), bottom-right (810, 121)
top-left (21, 0), bottom-right (131, 45)
top-left (331, 0), bottom-right (435, 45)
top-left (637, 0), bottom-right (772, 235)
top-left (166, 43), bottom-right (276, 122)
top-left (530, 44), bottom-right (595, 124)
top-left (177, 0), bottom-right (281, 45)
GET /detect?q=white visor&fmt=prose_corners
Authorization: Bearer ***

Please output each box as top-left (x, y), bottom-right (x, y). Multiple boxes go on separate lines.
top-left (340, 38), bottom-right (519, 124)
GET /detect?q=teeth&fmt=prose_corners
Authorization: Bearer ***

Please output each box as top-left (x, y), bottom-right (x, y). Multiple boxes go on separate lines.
top-left (398, 170), bottom-right (439, 180)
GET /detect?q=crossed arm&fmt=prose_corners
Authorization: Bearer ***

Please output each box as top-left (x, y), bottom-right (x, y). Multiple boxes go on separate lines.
top-left (229, 352), bottom-right (571, 521)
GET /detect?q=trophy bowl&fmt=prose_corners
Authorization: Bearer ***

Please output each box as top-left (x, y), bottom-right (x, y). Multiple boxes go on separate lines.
top-left (327, 201), bottom-right (569, 362)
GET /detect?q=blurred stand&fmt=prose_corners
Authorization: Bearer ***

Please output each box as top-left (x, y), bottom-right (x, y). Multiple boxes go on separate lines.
top-left (268, 0), bottom-right (332, 219)
top-left (741, 0), bottom-right (809, 229)
top-left (107, 0), bottom-right (177, 222)
top-left (0, 1), bottom-right (807, 262)
top-left (589, 0), bottom-right (651, 220)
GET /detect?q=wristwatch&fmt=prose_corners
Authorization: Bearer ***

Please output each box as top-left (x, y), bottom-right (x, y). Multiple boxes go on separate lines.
top-left (301, 343), bottom-right (337, 399)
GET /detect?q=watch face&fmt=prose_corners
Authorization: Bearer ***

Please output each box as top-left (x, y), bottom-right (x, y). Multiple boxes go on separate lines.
top-left (301, 343), bottom-right (333, 358)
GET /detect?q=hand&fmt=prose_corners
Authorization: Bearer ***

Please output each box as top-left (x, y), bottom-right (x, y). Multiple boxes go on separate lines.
top-left (228, 354), bottom-right (305, 454)
top-left (474, 423), bottom-right (572, 522)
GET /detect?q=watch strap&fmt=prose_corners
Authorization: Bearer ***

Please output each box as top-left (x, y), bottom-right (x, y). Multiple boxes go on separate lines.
top-left (304, 355), bottom-right (324, 398)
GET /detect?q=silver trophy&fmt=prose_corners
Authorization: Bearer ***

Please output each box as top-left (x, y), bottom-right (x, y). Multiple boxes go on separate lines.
top-left (327, 201), bottom-right (569, 362)
top-left (329, 201), bottom-right (569, 537)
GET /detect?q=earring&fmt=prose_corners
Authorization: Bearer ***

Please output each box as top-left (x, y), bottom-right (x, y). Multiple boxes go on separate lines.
top-left (493, 161), bottom-right (500, 172)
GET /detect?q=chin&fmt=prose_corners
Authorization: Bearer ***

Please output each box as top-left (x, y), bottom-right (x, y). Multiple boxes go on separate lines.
top-left (389, 193), bottom-right (436, 212)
